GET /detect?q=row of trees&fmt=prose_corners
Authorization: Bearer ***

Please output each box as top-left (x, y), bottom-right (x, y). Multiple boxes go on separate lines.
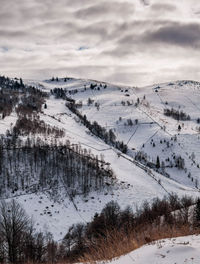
top-left (0, 136), bottom-right (115, 197)
top-left (66, 102), bottom-right (128, 153)
top-left (51, 77), bottom-right (73, 82)
top-left (164, 108), bottom-right (190, 121)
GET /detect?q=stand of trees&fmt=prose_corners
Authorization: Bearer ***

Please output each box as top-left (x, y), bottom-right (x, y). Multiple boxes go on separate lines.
top-left (0, 136), bottom-right (115, 197)
top-left (0, 76), bottom-right (47, 119)
top-left (13, 116), bottom-right (65, 137)
top-left (164, 108), bottom-right (190, 121)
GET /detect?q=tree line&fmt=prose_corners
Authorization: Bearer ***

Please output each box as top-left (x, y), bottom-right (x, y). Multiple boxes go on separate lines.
top-left (164, 108), bottom-right (190, 121)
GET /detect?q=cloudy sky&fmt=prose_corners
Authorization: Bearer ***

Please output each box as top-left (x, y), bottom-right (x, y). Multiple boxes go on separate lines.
top-left (0, 0), bottom-right (200, 86)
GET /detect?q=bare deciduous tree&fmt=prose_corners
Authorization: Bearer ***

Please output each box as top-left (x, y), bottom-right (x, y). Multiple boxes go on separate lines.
top-left (0, 200), bottom-right (30, 263)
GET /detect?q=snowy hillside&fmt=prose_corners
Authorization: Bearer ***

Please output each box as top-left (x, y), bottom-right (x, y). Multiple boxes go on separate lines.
top-left (1, 76), bottom-right (200, 240)
top-left (106, 235), bottom-right (200, 264)
top-left (28, 77), bottom-right (200, 191)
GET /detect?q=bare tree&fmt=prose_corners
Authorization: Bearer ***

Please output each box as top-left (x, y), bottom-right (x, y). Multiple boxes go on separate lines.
top-left (0, 200), bottom-right (30, 263)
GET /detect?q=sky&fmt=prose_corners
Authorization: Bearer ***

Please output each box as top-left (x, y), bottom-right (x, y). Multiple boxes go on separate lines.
top-left (0, 0), bottom-right (200, 86)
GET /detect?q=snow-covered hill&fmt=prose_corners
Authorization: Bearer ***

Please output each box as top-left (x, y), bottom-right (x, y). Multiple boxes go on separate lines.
top-left (1, 76), bottom-right (200, 240)
top-left (105, 235), bottom-right (200, 264)
top-left (28, 77), bottom-right (200, 190)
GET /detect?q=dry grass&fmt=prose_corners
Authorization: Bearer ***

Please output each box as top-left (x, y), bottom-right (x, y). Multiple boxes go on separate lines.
top-left (79, 231), bottom-right (138, 263)
top-left (79, 224), bottom-right (199, 264)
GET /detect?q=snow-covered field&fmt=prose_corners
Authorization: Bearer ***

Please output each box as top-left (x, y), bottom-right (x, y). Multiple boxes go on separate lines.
top-left (106, 235), bottom-right (200, 264)
top-left (1, 77), bottom-right (200, 240)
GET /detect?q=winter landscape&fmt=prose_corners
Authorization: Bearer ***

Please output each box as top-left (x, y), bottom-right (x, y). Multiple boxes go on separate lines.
top-left (1, 0), bottom-right (200, 263)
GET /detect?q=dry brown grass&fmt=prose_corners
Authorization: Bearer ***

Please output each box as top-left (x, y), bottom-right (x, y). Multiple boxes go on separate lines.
top-left (78, 231), bottom-right (138, 263)
top-left (78, 224), bottom-right (199, 264)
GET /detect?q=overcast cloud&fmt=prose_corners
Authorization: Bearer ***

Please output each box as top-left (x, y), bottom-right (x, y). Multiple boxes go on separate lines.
top-left (0, 0), bottom-right (200, 86)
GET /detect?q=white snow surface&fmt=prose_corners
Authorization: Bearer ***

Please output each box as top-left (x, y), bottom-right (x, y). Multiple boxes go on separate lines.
top-left (104, 235), bottom-right (200, 264)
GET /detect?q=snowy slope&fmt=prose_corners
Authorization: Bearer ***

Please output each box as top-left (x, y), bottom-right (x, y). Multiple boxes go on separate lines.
top-left (30, 77), bottom-right (200, 190)
top-left (106, 235), bottom-right (200, 264)
top-left (1, 77), bottom-right (200, 240)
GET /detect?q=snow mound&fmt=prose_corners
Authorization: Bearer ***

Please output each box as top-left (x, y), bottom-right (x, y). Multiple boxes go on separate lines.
top-left (107, 235), bottom-right (200, 264)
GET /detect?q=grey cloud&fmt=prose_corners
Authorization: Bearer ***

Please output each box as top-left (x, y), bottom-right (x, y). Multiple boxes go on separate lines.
top-left (0, 29), bottom-right (27, 38)
top-left (150, 3), bottom-right (177, 12)
top-left (74, 1), bottom-right (135, 19)
top-left (144, 23), bottom-right (200, 47)
top-left (102, 20), bottom-right (200, 60)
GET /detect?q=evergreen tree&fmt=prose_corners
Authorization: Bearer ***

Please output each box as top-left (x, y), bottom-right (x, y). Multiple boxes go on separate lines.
top-left (156, 156), bottom-right (160, 169)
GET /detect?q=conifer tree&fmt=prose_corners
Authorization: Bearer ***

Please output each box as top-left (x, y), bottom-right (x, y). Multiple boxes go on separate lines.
top-left (156, 156), bottom-right (160, 169)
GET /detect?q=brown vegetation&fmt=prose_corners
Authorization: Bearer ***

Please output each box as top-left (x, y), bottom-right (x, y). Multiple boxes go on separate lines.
top-left (66, 196), bottom-right (200, 263)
